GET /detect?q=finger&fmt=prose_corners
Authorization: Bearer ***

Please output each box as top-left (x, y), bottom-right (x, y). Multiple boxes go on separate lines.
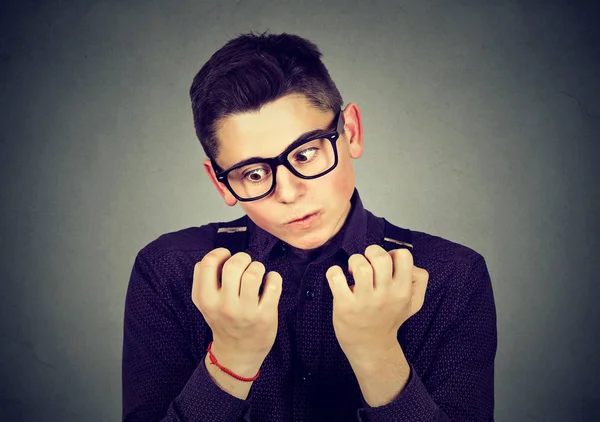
top-left (348, 254), bottom-right (374, 298)
top-left (240, 261), bottom-right (266, 307)
top-left (258, 270), bottom-right (283, 313)
top-left (326, 265), bottom-right (353, 302)
top-left (193, 247), bottom-right (231, 309)
top-left (221, 251), bottom-right (252, 304)
top-left (410, 267), bottom-right (429, 316)
top-left (239, 261), bottom-right (266, 306)
top-left (364, 244), bottom-right (393, 294)
top-left (389, 248), bottom-right (413, 296)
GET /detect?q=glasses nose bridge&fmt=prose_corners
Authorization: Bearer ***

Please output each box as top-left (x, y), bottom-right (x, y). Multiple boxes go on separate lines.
top-left (268, 150), bottom-right (296, 177)
top-left (268, 151), bottom-right (304, 193)
top-left (269, 156), bottom-right (305, 203)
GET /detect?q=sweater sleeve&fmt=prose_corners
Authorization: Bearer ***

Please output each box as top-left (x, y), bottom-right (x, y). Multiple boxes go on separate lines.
top-left (122, 251), bottom-right (252, 421)
top-left (356, 256), bottom-right (497, 421)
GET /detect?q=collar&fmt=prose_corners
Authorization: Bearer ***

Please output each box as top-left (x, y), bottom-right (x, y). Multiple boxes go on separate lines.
top-left (246, 188), bottom-right (369, 262)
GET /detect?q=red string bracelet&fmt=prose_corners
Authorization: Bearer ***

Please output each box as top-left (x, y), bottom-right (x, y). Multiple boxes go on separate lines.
top-left (206, 341), bottom-right (260, 382)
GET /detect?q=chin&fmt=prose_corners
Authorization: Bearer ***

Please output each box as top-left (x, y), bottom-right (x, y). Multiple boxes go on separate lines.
top-left (294, 239), bottom-right (325, 250)
top-left (288, 229), bottom-right (330, 250)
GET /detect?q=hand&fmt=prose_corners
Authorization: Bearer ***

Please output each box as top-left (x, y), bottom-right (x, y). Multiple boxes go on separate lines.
top-left (325, 244), bottom-right (429, 356)
top-left (192, 248), bottom-right (283, 369)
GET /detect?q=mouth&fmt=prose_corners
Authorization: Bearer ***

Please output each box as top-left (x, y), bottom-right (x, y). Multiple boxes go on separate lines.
top-left (286, 211), bottom-right (320, 225)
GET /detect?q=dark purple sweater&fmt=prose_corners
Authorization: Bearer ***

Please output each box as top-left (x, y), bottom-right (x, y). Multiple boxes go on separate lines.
top-left (122, 189), bottom-right (497, 421)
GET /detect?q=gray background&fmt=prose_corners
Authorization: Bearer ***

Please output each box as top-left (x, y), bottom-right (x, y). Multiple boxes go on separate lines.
top-left (1, 0), bottom-right (598, 421)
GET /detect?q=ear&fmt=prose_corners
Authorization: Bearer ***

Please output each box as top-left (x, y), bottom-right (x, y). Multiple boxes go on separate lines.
top-left (203, 159), bottom-right (238, 207)
top-left (342, 103), bottom-right (363, 159)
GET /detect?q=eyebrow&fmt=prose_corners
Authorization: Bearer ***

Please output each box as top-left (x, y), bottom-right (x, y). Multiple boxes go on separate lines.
top-left (226, 127), bottom-right (332, 170)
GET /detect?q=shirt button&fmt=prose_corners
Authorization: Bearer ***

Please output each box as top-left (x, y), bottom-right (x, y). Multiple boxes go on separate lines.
top-left (302, 372), bottom-right (312, 381)
top-left (305, 289), bottom-right (315, 299)
top-left (281, 242), bottom-right (287, 251)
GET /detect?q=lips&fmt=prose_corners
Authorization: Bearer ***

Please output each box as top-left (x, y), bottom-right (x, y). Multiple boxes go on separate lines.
top-left (287, 212), bottom-right (318, 224)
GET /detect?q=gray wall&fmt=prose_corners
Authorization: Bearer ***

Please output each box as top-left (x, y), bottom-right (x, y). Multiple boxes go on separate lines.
top-left (1, 0), bottom-right (598, 421)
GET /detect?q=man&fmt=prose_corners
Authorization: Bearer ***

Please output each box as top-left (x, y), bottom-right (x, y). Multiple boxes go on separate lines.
top-left (122, 31), bottom-right (497, 421)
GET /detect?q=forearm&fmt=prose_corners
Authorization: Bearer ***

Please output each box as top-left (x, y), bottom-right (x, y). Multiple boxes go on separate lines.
top-left (347, 341), bottom-right (411, 407)
top-left (123, 350), bottom-right (254, 422)
top-left (150, 356), bottom-right (254, 422)
top-left (349, 342), bottom-right (450, 422)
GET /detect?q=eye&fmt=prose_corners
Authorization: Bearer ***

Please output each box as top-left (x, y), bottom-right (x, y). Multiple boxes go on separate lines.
top-left (243, 167), bottom-right (270, 182)
top-left (295, 147), bottom-right (318, 163)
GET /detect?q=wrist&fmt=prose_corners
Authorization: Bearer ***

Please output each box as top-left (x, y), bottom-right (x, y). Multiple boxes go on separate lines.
top-left (344, 339), bottom-right (403, 368)
top-left (208, 341), bottom-right (265, 377)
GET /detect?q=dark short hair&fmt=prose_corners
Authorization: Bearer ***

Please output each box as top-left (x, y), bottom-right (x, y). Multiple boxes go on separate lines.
top-left (189, 30), bottom-right (344, 163)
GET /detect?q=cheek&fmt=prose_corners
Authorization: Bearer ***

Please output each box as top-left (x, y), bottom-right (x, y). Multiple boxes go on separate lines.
top-left (240, 202), bottom-right (284, 235)
top-left (239, 203), bottom-right (269, 225)
top-left (327, 157), bottom-right (355, 199)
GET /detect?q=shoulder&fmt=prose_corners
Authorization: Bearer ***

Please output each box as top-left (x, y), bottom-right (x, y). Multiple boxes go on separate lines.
top-left (410, 229), bottom-right (485, 267)
top-left (137, 223), bottom-right (219, 263)
top-left (365, 209), bottom-right (485, 267)
top-left (367, 207), bottom-right (490, 285)
top-left (125, 223), bottom-right (218, 295)
top-left (376, 213), bottom-right (484, 266)
top-left (380, 217), bottom-right (490, 293)
top-left (408, 229), bottom-right (492, 300)
top-left (133, 216), bottom-right (244, 278)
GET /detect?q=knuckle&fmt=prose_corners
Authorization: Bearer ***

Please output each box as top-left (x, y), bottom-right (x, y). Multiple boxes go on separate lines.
top-left (222, 258), bottom-right (240, 274)
top-left (243, 270), bottom-right (258, 282)
top-left (208, 247), bottom-right (230, 260)
top-left (246, 261), bottom-right (266, 277)
top-left (389, 248), bottom-right (413, 265)
top-left (254, 260), bottom-right (266, 273)
top-left (357, 263), bottom-right (372, 276)
top-left (326, 265), bottom-right (341, 278)
top-left (199, 249), bottom-right (228, 268)
top-left (198, 254), bottom-right (217, 268)
top-left (220, 261), bottom-right (232, 276)
top-left (233, 251), bottom-right (252, 263)
top-left (372, 252), bottom-right (391, 266)
top-left (268, 270), bottom-right (282, 282)
top-left (213, 247), bottom-right (231, 256)
top-left (348, 254), bottom-right (363, 265)
top-left (223, 252), bottom-right (252, 272)
top-left (365, 244), bottom-right (384, 255)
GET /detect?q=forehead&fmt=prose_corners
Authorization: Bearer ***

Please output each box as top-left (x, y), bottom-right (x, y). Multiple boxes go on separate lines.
top-left (215, 94), bottom-right (334, 168)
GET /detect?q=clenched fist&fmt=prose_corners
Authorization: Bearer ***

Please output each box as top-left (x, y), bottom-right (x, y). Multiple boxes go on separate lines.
top-left (325, 245), bottom-right (429, 358)
top-left (192, 248), bottom-right (283, 371)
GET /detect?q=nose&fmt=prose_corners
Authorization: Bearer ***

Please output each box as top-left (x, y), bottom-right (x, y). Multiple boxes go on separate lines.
top-left (272, 165), bottom-right (305, 203)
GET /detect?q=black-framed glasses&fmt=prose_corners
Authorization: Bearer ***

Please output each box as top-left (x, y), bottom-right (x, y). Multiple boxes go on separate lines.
top-left (211, 109), bottom-right (345, 202)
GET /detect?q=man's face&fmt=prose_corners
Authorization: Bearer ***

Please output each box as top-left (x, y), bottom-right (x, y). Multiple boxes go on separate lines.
top-left (203, 94), bottom-right (363, 251)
